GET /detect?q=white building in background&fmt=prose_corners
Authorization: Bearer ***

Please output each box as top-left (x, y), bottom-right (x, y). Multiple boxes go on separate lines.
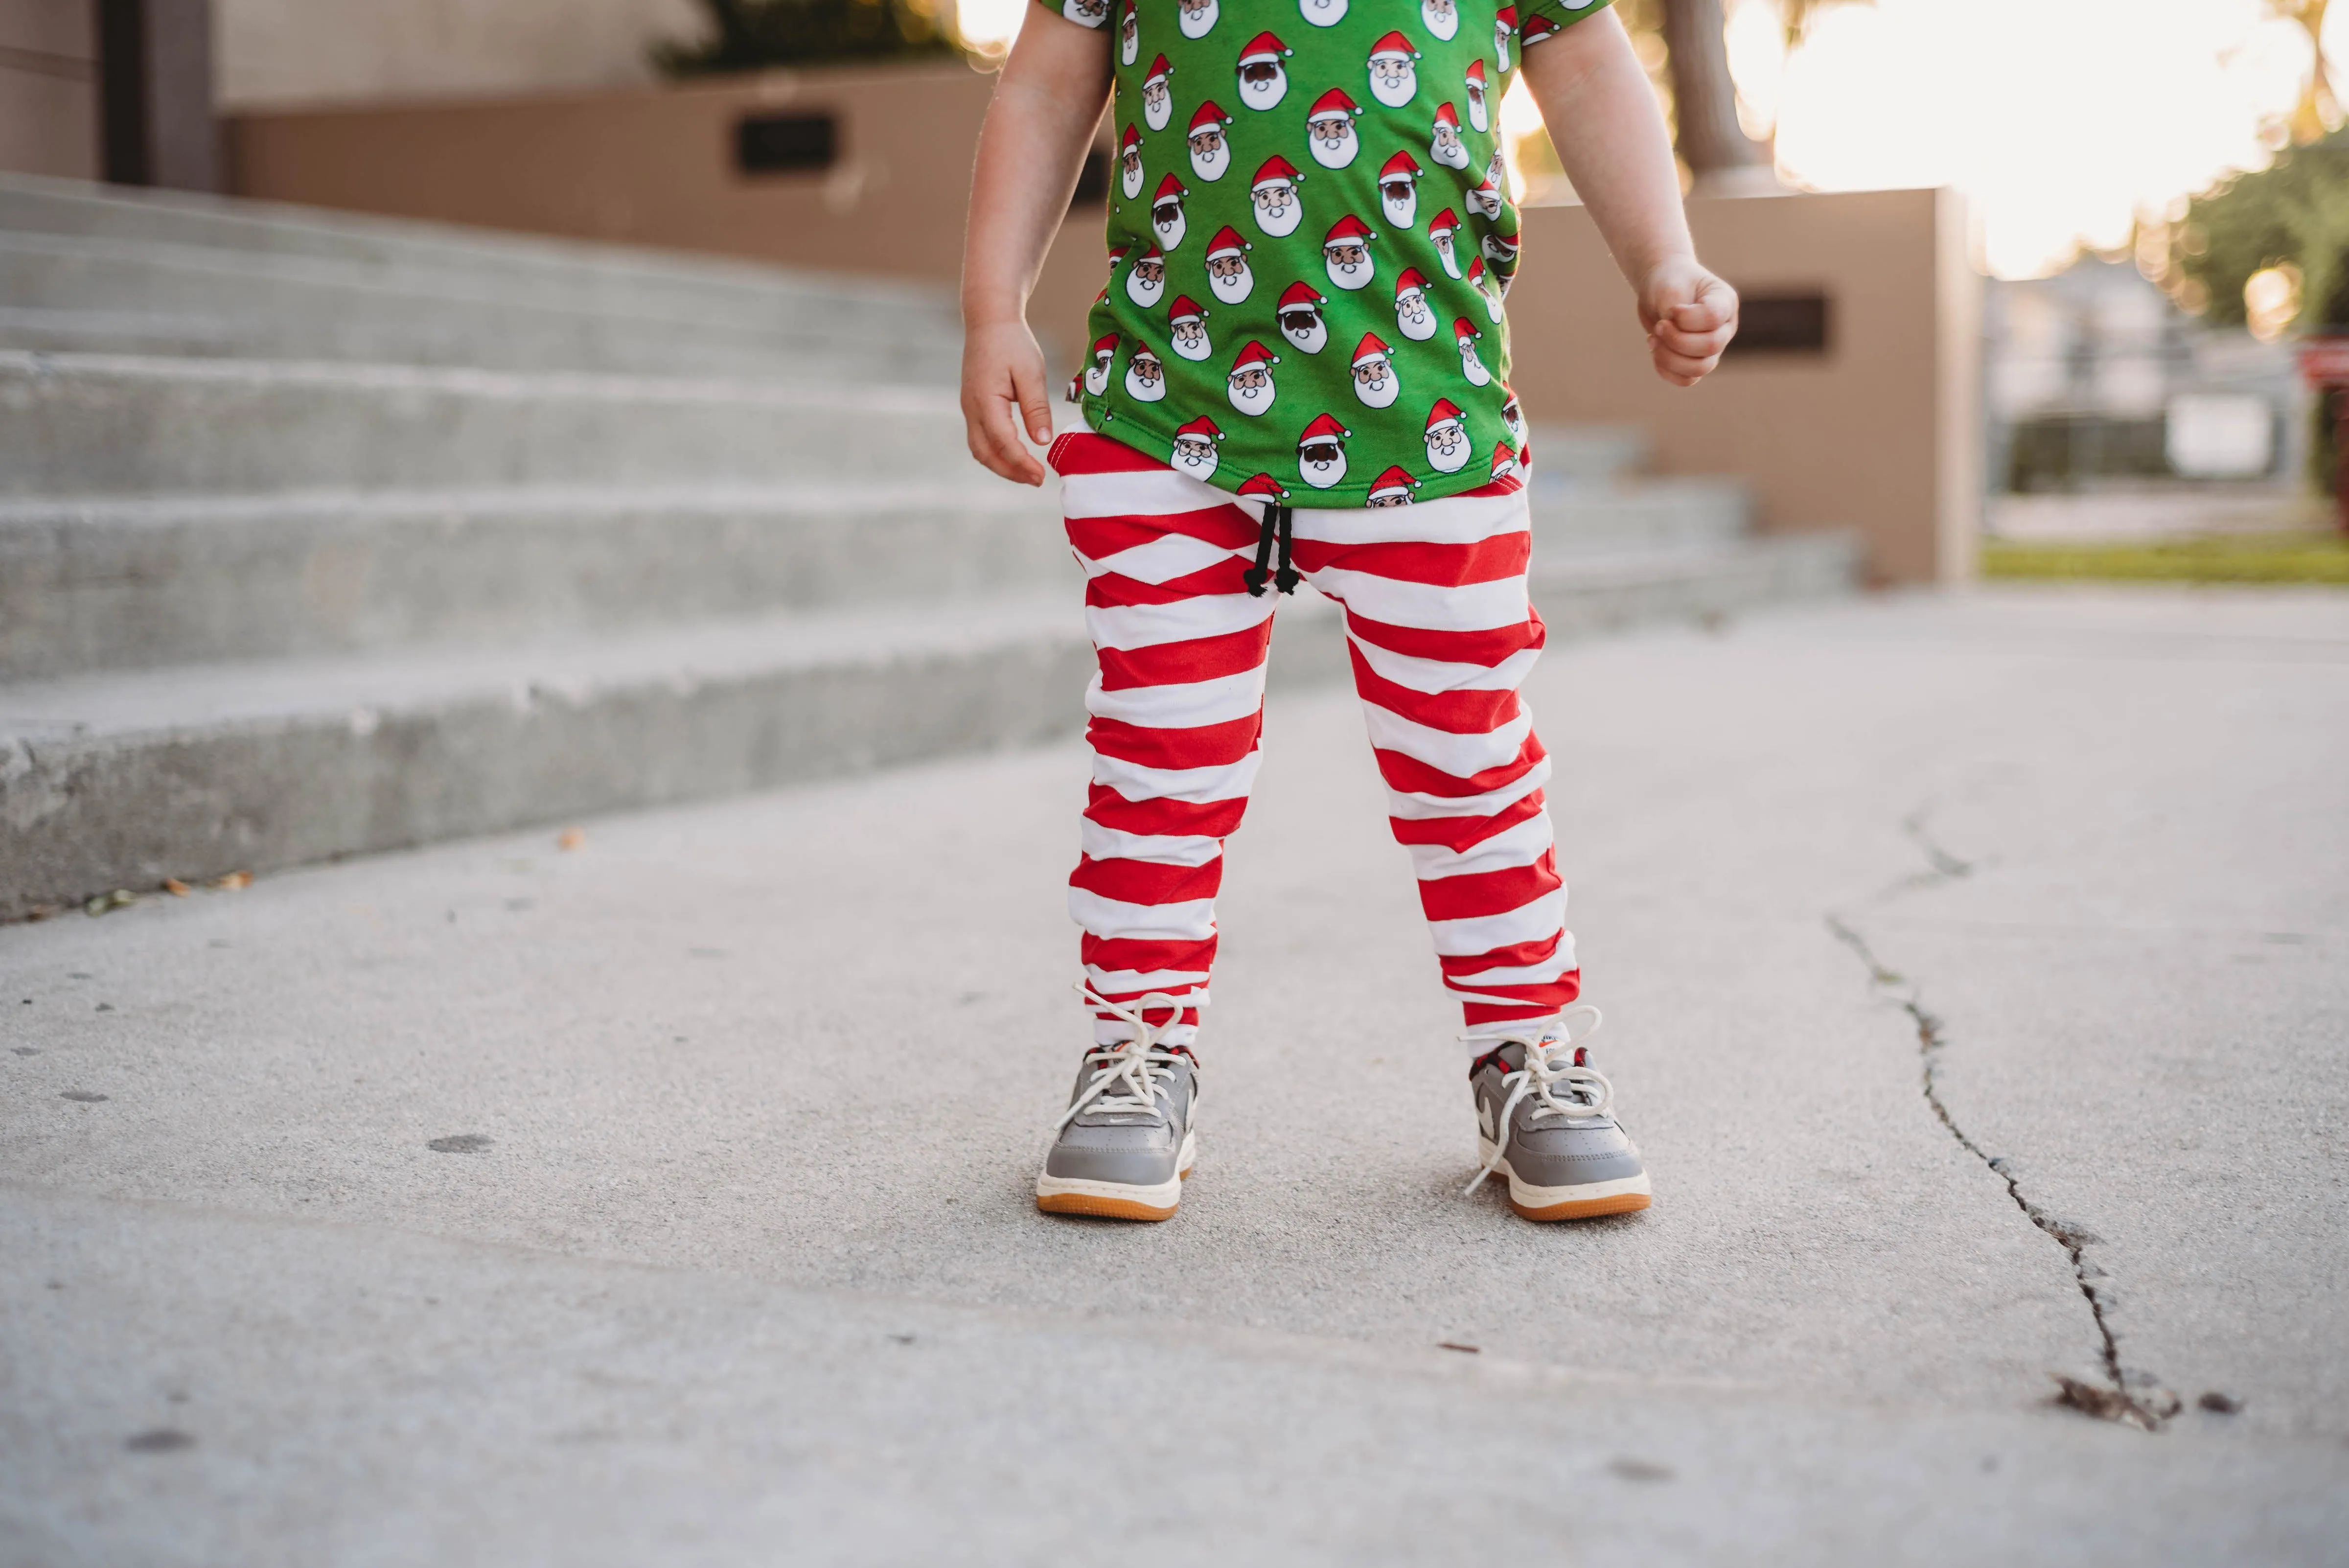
top-left (1986, 257), bottom-right (2304, 492)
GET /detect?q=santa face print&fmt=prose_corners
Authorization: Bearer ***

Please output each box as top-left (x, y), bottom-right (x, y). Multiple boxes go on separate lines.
top-left (1431, 112), bottom-right (1469, 170)
top-left (1324, 236), bottom-right (1374, 291)
top-left (1238, 59), bottom-right (1287, 111)
top-left (1306, 109), bottom-right (1359, 170)
top-left (1119, 4), bottom-right (1138, 64)
top-left (1126, 252), bottom-right (1166, 307)
top-left (1170, 315), bottom-right (1212, 362)
top-left (1084, 350), bottom-right (1115, 397)
top-left (1457, 334), bottom-right (1492, 386)
top-left (1430, 227), bottom-right (1460, 279)
top-left (1172, 431), bottom-right (1220, 477)
top-left (1251, 178), bottom-right (1302, 237)
top-left (1126, 348), bottom-right (1168, 402)
top-left (1394, 283), bottom-right (1436, 341)
top-left (1177, 0), bottom-right (1217, 40)
top-left (1421, 0), bottom-right (1459, 42)
top-left (1500, 390), bottom-right (1526, 448)
top-left (1466, 181), bottom-right (1504, 222)
top-left (1380, 171), bottom-right (1417, 228)
top-left (1189, 123), bottom-right (1230, 182)
top-left (1152, 194), bottom-right (1187, 251)
top-left (1466, 74), bottom-right (1489, 133)
top-left (1298, 0), bottom-right (1347, 28)
top-left (1062, 0), bottom-right (1107, 25)
top-left (1477, 263), bottom-right (1504, 321)
top-left (1352, 351), bottom-right (1399, 409)
top-left (1227, 362), bottom-right (1276, 417)
top-left (1486, 150), bottom-right (1510, 197)
top-left (1298, 435), bottom-right (1348, 489)
top-left (1278, 300), bottom-right (1327, 354)
top-left (1425, 414), bottom-right (1471, 472)
top-left (1494, 15), bottom-right (1513, 70)
top-left (1120, 138), bottom-right (1145, 201)
top-left (1143, 77), bottom-right (1173, 132)
top-left (1368, 54), bottom-right (1417, 109)
top-left (1207, 251), bottom-right (1254, 305)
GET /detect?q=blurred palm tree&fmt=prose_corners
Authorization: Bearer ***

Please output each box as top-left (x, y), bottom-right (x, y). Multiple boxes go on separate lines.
top-left (2269, 0), bottom-right (2343, 146)
top-left (652, 0), bottom-right (954, 75)
top-left (1617, 0), bottom-right (1868, 190)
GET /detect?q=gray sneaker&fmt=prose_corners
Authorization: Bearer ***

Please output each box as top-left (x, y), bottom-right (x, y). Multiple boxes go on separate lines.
top-left (1465, 1007), bottom-right (1650, 1221)
top-left (1035, 1035), bottom-right (1200, 1221)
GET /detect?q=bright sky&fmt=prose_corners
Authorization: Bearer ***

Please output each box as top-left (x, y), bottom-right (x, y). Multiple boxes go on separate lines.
top-left (952, 0), bottom-right (2339, 280)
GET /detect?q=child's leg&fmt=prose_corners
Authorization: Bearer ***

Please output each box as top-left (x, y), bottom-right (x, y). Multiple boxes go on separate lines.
top-left (1289, 481), bottom-right (1575, 1032)
top-left (1052, 432), bottom-right (1276, 1047)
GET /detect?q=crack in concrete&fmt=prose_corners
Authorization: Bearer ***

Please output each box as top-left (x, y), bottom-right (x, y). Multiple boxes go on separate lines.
top-left (1828, 811), bottom-right (2180, 1432)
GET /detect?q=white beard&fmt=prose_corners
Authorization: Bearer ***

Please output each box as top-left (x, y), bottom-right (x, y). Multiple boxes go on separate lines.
top-left (1171, 444), bottom-right (1218, 478)
top-left (1126, 363), bottom-right (1167, 402)
top-left (1170, 326), bottom-right (1213, 362)
top-left (1480, 277), bottom-right (1504, 322)
top-left (1467, 90), bottom-right (1489, 134)
top-left (1177, 0), bottom-right (1217, 38)
top-left (1381, 187), bottom-right (1417, 228)
top-left (1307, 126), bottom-right (1357, 170)
top-left (1238, 70), bottom-right (1287, 112)
top-left (1126, 268), bottom-right (1164, 308)
top-left (1352, 364), bottom-right (1400, 409)
top-left (1120, 159), bottom-right (1144, 201)
top-left (1458, 344), bottom-right (1492, 386)
top-left (1281, 318), bottom-right (1327, 354)
top-left (1421, 0), bottom-right (1457, 40)
top-left (1432, 235), bottom-right (1460, 279)
top-left (1152, 209), bottom-right (1186, 251)
top-left (1368, 64), bottom-right (1416, 109)
top-left (1120, 23), bottom-right (1137, 65)
top-left (1190, 141), bottom-right (1230, 182)
top-left (1503, 408), bottom-right (1527, 447)
top-left (1395, 292), bottom-right (1437, 341)
top-left (1495, 28), bottom-right (1512, 70)
top-left (1252, 189), bottom-right (1302, 237)
top-left (1325, 254), bottom-right (1375, 291)
top-left (1431, 132), bottom-right (1470, 170)
top-left (1084, 362), bottom-right (1112, 396)
top-left (1426, 423), bottom-right (1470, 472)
top-left (1298, 0), bottom-right (1347, 26)
top-left (1144, 90), bottom-right (1172, 132)
top-left (1207, 264), bottom-right (1253, 305)
top-left (1299, 450), bottom-right (1348, 489)
top-left (1226, 377), bottom-right (1276, 417)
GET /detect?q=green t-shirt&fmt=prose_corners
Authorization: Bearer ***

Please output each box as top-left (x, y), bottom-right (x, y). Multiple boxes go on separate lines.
top-left (1046, 0), bottom-right (1612, 507)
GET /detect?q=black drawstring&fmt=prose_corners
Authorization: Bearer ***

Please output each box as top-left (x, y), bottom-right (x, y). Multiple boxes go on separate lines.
top-left (1242, 504), bottom-right (1298, 598)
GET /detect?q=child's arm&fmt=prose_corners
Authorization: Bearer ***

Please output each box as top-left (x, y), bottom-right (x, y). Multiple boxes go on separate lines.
top-left (1519, 11), bottom-right (1739, 388)
top-left (960, 15), bottom-right (1114, 485)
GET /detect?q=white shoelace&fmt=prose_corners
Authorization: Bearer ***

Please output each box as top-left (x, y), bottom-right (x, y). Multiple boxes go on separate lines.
top-left (1048, 983), bottom-right (1199, 1140)
top-left (1462, 1003), bottom-right (1615, 1196)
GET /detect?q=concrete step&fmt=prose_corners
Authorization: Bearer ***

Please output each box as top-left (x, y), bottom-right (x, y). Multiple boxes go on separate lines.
top-left (1532, 476), bottom-right (1750, 553)
top-left (0, 173), bottom-right (952, 343)
top-left (0, 230), bottom-right (961, 379)
top-left (1527, 423), bottom-right (1651, 482)
top-left (0, 484), bottom-right (1076, 679)
top-left (0, 352), bottom-right (985, 497)
top-left (0, 535), bottom-right (1856, 919)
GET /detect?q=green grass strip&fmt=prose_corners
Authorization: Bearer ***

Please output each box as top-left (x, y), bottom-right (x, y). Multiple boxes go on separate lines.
top-left (1982, 531), bottom-right (2349, 585)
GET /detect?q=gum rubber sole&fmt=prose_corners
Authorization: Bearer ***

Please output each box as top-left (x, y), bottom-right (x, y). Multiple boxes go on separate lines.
top-left (1509, 1191), bottom-right (1652, 1222)
top-left (1035, 1145), bottom-right (1194, 1222)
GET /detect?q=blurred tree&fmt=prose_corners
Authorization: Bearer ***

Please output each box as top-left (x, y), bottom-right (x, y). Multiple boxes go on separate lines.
top-left (2267, 0), bottom-right (2343, 146)
top-left (2169, 133), bottom-right (2349, 331)
top-left (652, 0), bottom-right (953, 75)
top-left (1659, 0), bottom-right (1771, 187)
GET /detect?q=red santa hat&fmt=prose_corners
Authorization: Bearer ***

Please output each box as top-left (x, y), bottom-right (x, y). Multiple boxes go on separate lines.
top-left (1465, 59), bottom-right (1487, 89)
top-left (1489, 443), bottom-right (1518, 481)
top-left (1433, 102), bottom-right (1461, 131)
top-left (1131, 345), bottom-right (1162, 363)
top-left (1238, 31), bottom-right (1291, 64)
top-left (1144, 54), bottom-right (1172, 85)
top-left (1427, 208), bottom-right (1462, 238)
top-left (1205, 227), bottom-right (1250, 259)
top-left (1250, 154), bottom-right (1302, 190)
top-left (1322, 214), bottom-right (1377, 250)
top-left (1378, 150), bottom-right (1424, 184)
top-left (1485, 232), bottom-right (1520, 261)
top-left (1151, 173), bottom-right (1188, 205)
top-left (1500, 383), bottom-right (1522, 417)
top-left (1120, 124), bottom-right (1142, 153)
top-left (1367, 465), bottom-right (1419, 500)
top-left (1466, 256), bottom-right (1488, 284)
top-left (1394, 268), bottom-right (1429, 298)
top-left (1298, 413), bottom-right (1353, 444)
top-left (1519, 15), bottom-right (1558, 45)
top-left (1176, 414), bottom-right (1226, 441)
top-left (1495, 5), bottom-right (1519, 33)
top-left (1307, 88), bottom-right (1362, 120)
top-left (1368, 30), bottom-right (1419, 61)
top-left (1230, 340), bottom-right (1280, 371)
top-left (1351, 332), bottom-right (1391, 368)
top-left (1091, 333), bottom-right (1119, 360)
top-left (1236, 473), bottom-right (1289, 501)
top-left (1136, 242), bottom-right (1164, 264)
top-left (1168, 295), bottom-right (1208, 323)
top-left (1277, 280), bottom-right (1327, 309)
top-left (1188, 101), bottom-right (1233, 134)
top-left (1425, 399), bottom-right (1464, 431)
top-left (1452, 317), bottom-right (1481, 343)
top-left (1106, 243), bottom-right (1130, 265)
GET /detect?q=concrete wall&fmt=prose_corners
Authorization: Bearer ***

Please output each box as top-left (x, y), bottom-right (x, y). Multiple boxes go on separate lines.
top-left (0, 0), bottom-right (99, 179)
top-left (214, 0), bottom-right (698, 111)
top-left (1509, 188), bottom-right (1981, 584)
top-left (229, 69), bottom-right (1978, 581)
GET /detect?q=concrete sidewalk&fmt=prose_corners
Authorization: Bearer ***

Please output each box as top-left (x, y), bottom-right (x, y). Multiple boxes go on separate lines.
top-left (3, 587), bottom-right (2345, 1565)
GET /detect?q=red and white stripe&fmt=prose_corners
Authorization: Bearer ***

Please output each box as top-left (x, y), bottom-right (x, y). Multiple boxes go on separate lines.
top-left (1051, 430), bottom-right (1576, 1047)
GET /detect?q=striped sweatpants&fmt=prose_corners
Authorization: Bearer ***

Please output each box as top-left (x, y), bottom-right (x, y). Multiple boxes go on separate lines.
top-left (1052, 430), bottom-right (1576, 1049)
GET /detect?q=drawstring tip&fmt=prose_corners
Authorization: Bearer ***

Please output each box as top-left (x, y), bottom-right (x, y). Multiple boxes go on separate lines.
top-left (1272, 567), bottom-right (1300, 595)
top-left (1241, 567), bottom-right (1269, 598)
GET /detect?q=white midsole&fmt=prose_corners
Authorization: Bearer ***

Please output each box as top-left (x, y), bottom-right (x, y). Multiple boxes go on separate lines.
top-left (1035, 1128), bottom-right (1196, 1204)
top-left (1475, 1135), bottom-right (1651, 1205)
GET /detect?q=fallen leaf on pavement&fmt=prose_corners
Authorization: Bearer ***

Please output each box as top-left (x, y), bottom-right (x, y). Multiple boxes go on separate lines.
top-left (211, 871), bottom-right (252, 891)
top-left (162, 878), bottom-right (189, 897)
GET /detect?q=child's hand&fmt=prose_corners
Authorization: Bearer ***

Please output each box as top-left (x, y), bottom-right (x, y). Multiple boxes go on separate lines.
top-left (962, 319), bottom-right (1055, 486)
top-left (1637, 259), bottom-right (1739, 388)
